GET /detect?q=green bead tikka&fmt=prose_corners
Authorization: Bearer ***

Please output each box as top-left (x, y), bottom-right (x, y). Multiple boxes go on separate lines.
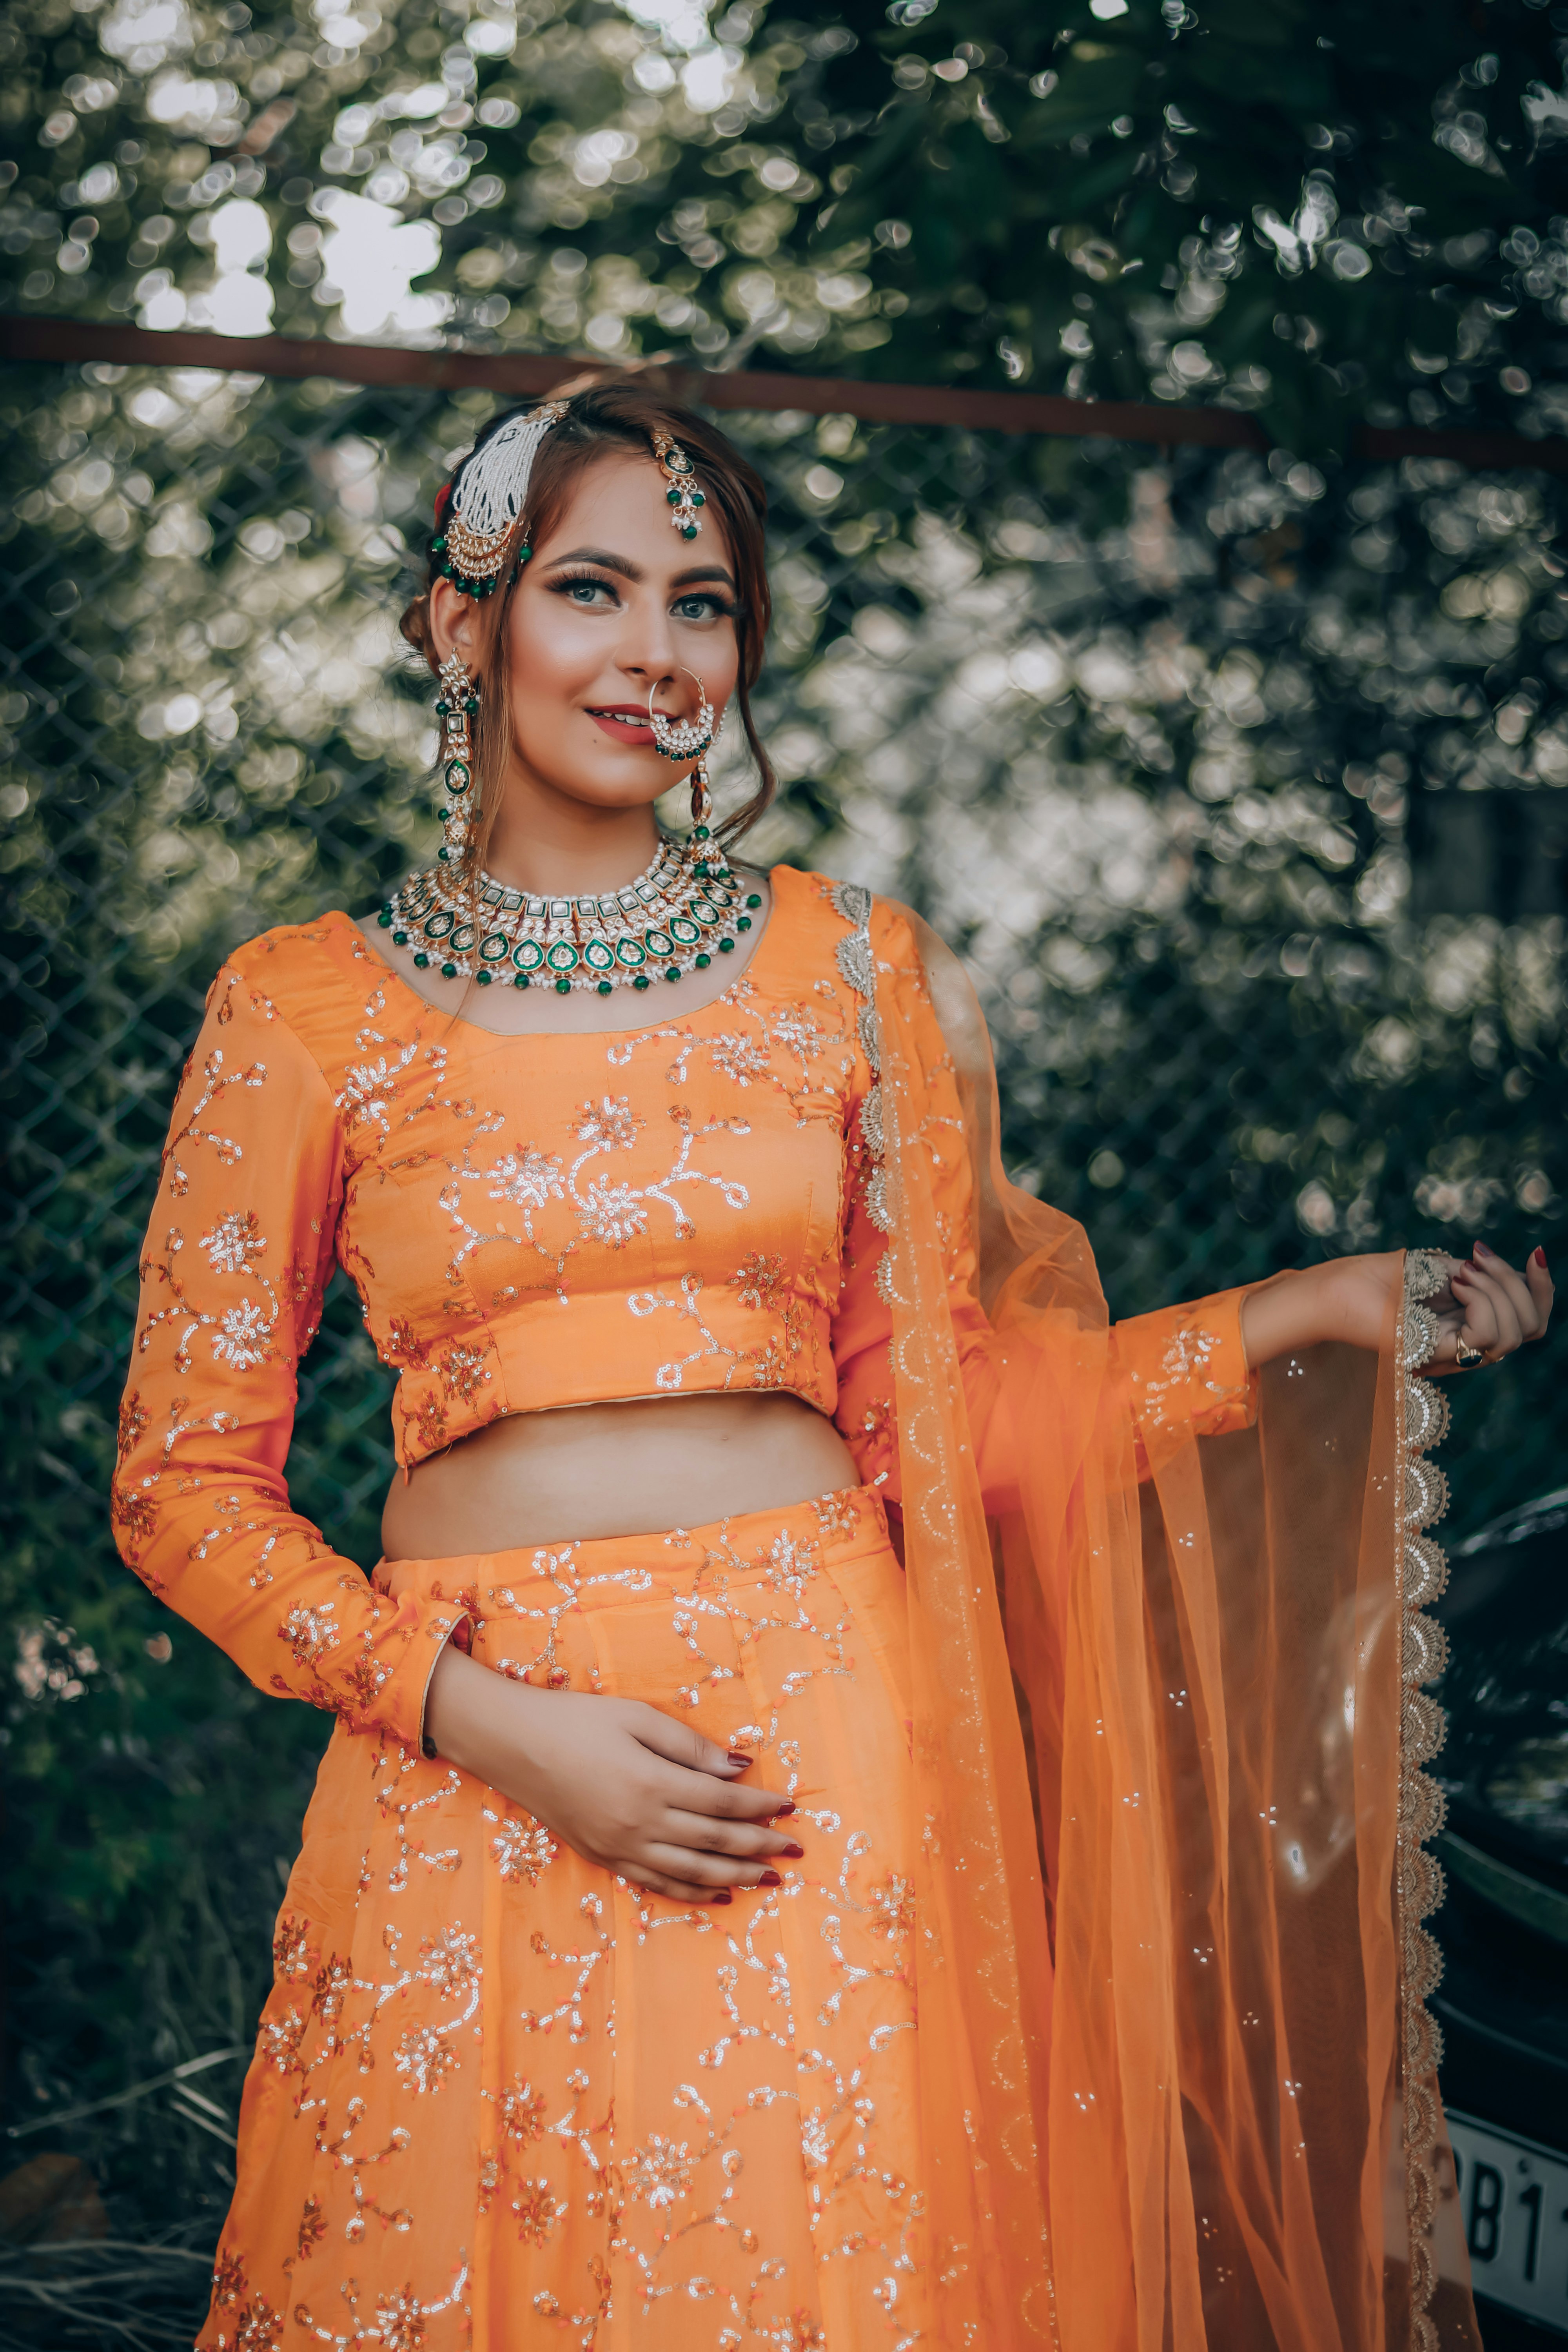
top-left (652, 428), bottom-right (705, 540)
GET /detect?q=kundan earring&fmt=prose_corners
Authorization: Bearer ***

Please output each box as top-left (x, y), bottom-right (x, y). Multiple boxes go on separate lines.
top-left (435, 646), bottom-right (478, 868)
top-left (652, 430), bottom-right (705, 539)
top-left (647, 669), bottom-right (715, 764)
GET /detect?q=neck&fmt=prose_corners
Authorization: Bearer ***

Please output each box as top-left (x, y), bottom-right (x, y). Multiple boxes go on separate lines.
top-left (481, 773), bottom-right (665, 900)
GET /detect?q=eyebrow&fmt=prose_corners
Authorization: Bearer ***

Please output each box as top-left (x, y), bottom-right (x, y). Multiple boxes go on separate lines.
top-left (542, 545), bottom-right (737, 592)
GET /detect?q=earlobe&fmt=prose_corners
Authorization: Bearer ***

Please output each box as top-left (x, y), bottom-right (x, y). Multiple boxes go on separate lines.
top-left (427, 576), bottom-right (476, 671)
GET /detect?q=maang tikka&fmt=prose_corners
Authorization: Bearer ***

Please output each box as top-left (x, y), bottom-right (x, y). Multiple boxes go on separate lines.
top-left (652, 429), bottom-right (704, 539)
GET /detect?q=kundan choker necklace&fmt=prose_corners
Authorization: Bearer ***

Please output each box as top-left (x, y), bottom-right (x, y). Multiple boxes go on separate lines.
top-left (377, 834), bottom-right (762, 995)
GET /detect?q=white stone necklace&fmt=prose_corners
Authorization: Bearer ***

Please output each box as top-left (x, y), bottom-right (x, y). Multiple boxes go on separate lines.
top-left (377, 832), bottom-right (762, 996)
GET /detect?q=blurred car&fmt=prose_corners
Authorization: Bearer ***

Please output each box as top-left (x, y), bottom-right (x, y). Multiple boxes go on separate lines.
top-left (1431, 1486), bottom-right (1568, 2347)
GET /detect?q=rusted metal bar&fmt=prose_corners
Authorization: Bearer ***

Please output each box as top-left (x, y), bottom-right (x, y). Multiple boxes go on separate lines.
top-left (3, 313), bottom-right (1565, 473)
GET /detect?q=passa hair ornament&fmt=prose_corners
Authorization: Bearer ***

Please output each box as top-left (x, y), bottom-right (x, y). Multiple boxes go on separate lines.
top-left (430, 399), bottom-right (569, 597)
top-left (652, 429), bottom-right (704, 539)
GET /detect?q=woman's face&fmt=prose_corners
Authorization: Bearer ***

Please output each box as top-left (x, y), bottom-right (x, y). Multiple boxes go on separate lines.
top-left (428, 448), bottom-right (741, 816)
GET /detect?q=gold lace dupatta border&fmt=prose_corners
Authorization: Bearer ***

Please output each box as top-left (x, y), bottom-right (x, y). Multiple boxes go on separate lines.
top-left (1397, 1254), bottom-right (1456, 2352)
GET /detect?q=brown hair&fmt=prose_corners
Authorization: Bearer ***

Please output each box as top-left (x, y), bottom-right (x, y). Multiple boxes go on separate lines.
top-left (399, 381), bottom-right (776, 879)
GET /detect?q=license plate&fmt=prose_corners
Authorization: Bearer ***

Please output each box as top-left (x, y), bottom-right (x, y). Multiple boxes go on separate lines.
top-left (1448, 2107), bottom-right (1568, 2335)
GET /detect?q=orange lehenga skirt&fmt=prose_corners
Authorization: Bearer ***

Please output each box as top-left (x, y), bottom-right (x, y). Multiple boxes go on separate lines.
top-left (203, 1488), bottom-right (927, 2351)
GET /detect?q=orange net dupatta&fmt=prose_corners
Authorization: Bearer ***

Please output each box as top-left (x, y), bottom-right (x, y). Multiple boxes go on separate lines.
top-left (838, 884), bottom-right (1480, 2352)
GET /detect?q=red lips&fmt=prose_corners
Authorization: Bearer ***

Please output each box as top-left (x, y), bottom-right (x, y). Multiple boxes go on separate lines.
top-left (587, 706), bottom-right (657, 741)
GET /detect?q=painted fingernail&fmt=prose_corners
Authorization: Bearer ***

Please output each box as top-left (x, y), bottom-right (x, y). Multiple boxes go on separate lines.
top-left (713, 1889), bottom-right (733, 1904)
top-left (758, 1869), bottom-right (782, 1887)
top-left (771, 1802), bottom-right (797, 1818)
top-left (726, 1751), bottom-right (752, 1766)
top-left (781, 1843), bottom-right (804, 1859)
top-left (1533, 1247), bottom-right (1550, 1273)
top-left (1474, 1239), bottom-right (1493, 1258)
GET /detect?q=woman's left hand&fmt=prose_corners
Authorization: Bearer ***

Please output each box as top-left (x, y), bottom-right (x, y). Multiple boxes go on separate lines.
top-left (1243, 1243), bottom-right (1553, 1373)
top-left (1414, 1241), bottom-right (1554, 1372)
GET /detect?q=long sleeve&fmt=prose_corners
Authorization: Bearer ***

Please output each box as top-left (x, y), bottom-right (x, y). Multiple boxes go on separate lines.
top-left (1110, 1290), bottom-right (1257, 1475)
top-left (111, 960), bottom-right (467, 1743)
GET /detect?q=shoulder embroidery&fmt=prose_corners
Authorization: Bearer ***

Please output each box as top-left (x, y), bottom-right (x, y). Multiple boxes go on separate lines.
top-left (826, 882), bottom-right (893, 1249)
top-left (828, 882), bottom-right (880, 1071)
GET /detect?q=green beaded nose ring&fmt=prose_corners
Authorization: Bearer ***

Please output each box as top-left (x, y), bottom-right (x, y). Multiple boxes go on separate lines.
top-left (647, 668), bottom-right (715, 765)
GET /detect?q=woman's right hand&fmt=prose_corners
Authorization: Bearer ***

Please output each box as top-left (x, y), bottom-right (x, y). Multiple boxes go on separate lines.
top-left (421, 1644), bottom-right (801, 1905)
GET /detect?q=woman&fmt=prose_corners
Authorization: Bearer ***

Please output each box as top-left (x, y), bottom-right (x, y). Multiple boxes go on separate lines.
top-left (114, 383), bottom-right (1551, 2352)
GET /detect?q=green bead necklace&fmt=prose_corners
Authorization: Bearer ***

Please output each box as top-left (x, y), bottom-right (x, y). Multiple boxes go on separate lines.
top-left (378, 835), bottom-right (764, 997)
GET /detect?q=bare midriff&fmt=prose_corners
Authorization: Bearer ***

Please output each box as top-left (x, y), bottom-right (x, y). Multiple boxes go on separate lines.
top-left (380, 1392), bottom-right (859, 1560)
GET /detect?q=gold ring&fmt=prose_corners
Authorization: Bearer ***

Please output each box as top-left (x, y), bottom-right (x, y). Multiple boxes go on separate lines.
top-left (1453, 1336), bottom-right (1487, 1369)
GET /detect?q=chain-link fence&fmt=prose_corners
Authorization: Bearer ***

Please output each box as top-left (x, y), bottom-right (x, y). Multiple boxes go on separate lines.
top-left (3, 351), bottom-right (1566, 2322)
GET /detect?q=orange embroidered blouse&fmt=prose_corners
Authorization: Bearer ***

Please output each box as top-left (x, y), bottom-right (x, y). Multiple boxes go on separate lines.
top-left (112, 866), bottom-right (1254, 1748)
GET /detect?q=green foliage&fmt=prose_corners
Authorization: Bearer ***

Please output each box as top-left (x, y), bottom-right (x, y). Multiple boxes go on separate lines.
top-left (838, 0), bottom-right (1568, 445)
top-left (3, 0), bottom-right (1568, 450)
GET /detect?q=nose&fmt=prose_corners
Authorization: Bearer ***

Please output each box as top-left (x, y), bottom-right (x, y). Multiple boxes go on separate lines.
top-left (608, 595), bottom-right (717, 723)
top-left (614, 614), bottom-right (714, 718)
top-left (615, 604), bottom-right (681, 691)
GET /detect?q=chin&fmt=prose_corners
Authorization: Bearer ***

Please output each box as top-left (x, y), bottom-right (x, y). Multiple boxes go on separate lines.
top-left (547, 768), bottom-right (670, 814)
